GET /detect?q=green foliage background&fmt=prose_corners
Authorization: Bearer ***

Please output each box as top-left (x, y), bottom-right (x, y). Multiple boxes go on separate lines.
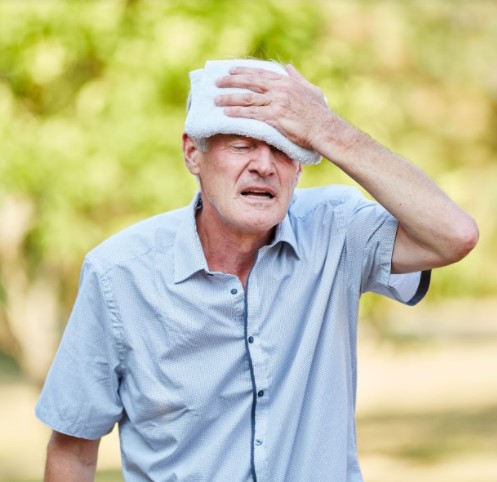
top-left (0, 0), bottom-right (495, 378)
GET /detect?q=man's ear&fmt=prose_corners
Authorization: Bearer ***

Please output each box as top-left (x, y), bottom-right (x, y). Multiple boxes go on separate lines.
top-left (295, 163), bottom-right (303, 183)
top-left (182, 133), bottom-right (202, 176)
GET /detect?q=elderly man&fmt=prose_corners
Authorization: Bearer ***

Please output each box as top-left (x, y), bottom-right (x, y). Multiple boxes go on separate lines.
top-left (36, 59), bottom-right (478, 481)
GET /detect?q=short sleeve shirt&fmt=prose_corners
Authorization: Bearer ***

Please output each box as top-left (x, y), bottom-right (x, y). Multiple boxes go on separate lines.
top-left (36, 186), bottom-right (430, 481)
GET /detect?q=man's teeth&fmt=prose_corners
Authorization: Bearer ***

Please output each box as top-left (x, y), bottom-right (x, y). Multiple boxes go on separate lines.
top-left (242, 190), bottom-right (273, 198)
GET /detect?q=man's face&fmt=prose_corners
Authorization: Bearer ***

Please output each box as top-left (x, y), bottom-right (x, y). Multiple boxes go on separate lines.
top-left (183, 134), bottom-right (302, 237)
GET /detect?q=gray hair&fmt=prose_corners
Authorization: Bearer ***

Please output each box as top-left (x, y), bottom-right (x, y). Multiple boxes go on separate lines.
top-left (190, 136), bottom-right (210, 153)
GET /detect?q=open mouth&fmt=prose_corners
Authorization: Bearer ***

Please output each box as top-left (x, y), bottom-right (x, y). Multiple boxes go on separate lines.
top-left (241, 190), bottom-right (274, 199)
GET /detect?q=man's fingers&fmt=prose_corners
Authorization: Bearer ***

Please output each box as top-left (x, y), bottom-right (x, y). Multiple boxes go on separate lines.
top-left (221, 105), bottom-right (267, 120)
top-left (215, 92), bottom-right (269, 107)
top-left (215, 67), bottom-right (284, 93)
top-left (216, 75), bottom-right (271, 94)
top-left (227, 66), bottom-right (282, 80)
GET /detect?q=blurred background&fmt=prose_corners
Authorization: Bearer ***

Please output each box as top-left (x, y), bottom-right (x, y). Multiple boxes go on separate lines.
top-left (0, 0), bottom-right (496, 481)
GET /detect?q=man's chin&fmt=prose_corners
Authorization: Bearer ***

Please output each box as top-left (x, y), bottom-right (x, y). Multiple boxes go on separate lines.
top-left (236, 214), bottom-right (282, 235)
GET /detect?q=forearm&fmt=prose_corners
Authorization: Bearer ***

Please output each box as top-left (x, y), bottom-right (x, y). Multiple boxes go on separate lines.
top-left (45, 457), bottom-right (96, 482)
top-left (44, 432), bottom-right (100, 482)
top-left (314, 113), bottom-right (478, 269)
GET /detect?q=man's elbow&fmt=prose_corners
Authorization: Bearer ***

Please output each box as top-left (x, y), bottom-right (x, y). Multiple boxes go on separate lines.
top-left (444, 215), bottom-right (479, 264)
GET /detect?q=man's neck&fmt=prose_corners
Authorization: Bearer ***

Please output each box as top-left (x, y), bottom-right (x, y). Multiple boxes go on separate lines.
top-left (195, 210), bottom-right (274, 289)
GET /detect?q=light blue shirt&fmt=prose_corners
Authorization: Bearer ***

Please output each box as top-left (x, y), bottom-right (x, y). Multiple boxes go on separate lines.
top-left (36, 186), bottom-right (429, 481)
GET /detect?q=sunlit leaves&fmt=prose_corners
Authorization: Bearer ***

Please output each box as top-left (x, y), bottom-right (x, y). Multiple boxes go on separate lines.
top-left (0, 0), bottom-right (495, 319)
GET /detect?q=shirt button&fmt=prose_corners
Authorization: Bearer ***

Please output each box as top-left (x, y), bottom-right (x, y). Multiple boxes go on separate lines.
top-left (257, 390), bottom-right (264, 397)
top-left (255, 439), bottom-right (263, 446)
top-left (230, 288), bottom-right (238, 295)
top-left (248, 336), bottom-right (254, 343)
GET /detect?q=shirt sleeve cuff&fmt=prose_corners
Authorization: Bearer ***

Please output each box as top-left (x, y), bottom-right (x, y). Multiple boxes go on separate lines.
top-left (406, 270), bottom-right (431, 306)
top-left (387, 269), bottom-right (431, 306)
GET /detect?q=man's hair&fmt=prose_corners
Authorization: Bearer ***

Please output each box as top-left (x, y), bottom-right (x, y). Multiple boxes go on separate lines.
top-left (191, 136), bottom-right (209, 152)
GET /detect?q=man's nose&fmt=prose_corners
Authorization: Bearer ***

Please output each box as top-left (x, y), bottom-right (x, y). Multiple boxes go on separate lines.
top-left (248, 144), bottom-right (276, 177)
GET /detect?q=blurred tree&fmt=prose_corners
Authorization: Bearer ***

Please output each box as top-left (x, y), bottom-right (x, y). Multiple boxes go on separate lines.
top-left (0, 0), bottom-right (495, 382)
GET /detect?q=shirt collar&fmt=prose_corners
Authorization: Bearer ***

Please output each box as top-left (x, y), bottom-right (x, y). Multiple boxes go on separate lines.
top-left (173, 192), bottom-right (300, 283)
top-left (269, 209), bottom-right (301, 260)
top-left (173, 193), bottom-right (209, 283)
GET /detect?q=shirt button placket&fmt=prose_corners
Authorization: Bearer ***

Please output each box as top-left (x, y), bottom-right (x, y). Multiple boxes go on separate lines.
top-left (244, 263), bottom-right (270, 480)
top-left (247, 315), bottom-right (269, 478)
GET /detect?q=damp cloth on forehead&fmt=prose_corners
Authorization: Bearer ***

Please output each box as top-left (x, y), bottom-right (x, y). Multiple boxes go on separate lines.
top-left (184, 59), bottom-right (322, 165)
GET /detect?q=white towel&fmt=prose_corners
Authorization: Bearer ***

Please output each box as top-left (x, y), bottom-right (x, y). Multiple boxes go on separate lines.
top-left (184, 59), bottom-right (322, 165)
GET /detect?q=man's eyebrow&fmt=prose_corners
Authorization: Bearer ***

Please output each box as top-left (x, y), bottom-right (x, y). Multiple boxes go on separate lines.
top-left (231, 137), bottom-right (252, 143)
top-left (227, 135), bottom-right (254, 144)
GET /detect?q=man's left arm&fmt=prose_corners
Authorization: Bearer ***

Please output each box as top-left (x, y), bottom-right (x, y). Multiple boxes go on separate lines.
top-left (215, 65), bottom-right (479, 273)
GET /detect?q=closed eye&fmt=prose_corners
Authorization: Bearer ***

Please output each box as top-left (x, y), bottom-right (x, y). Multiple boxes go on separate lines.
top-left (231, 143), bottom-right (253, 152)
top-left (270, 145), bottom-right (291, 161)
